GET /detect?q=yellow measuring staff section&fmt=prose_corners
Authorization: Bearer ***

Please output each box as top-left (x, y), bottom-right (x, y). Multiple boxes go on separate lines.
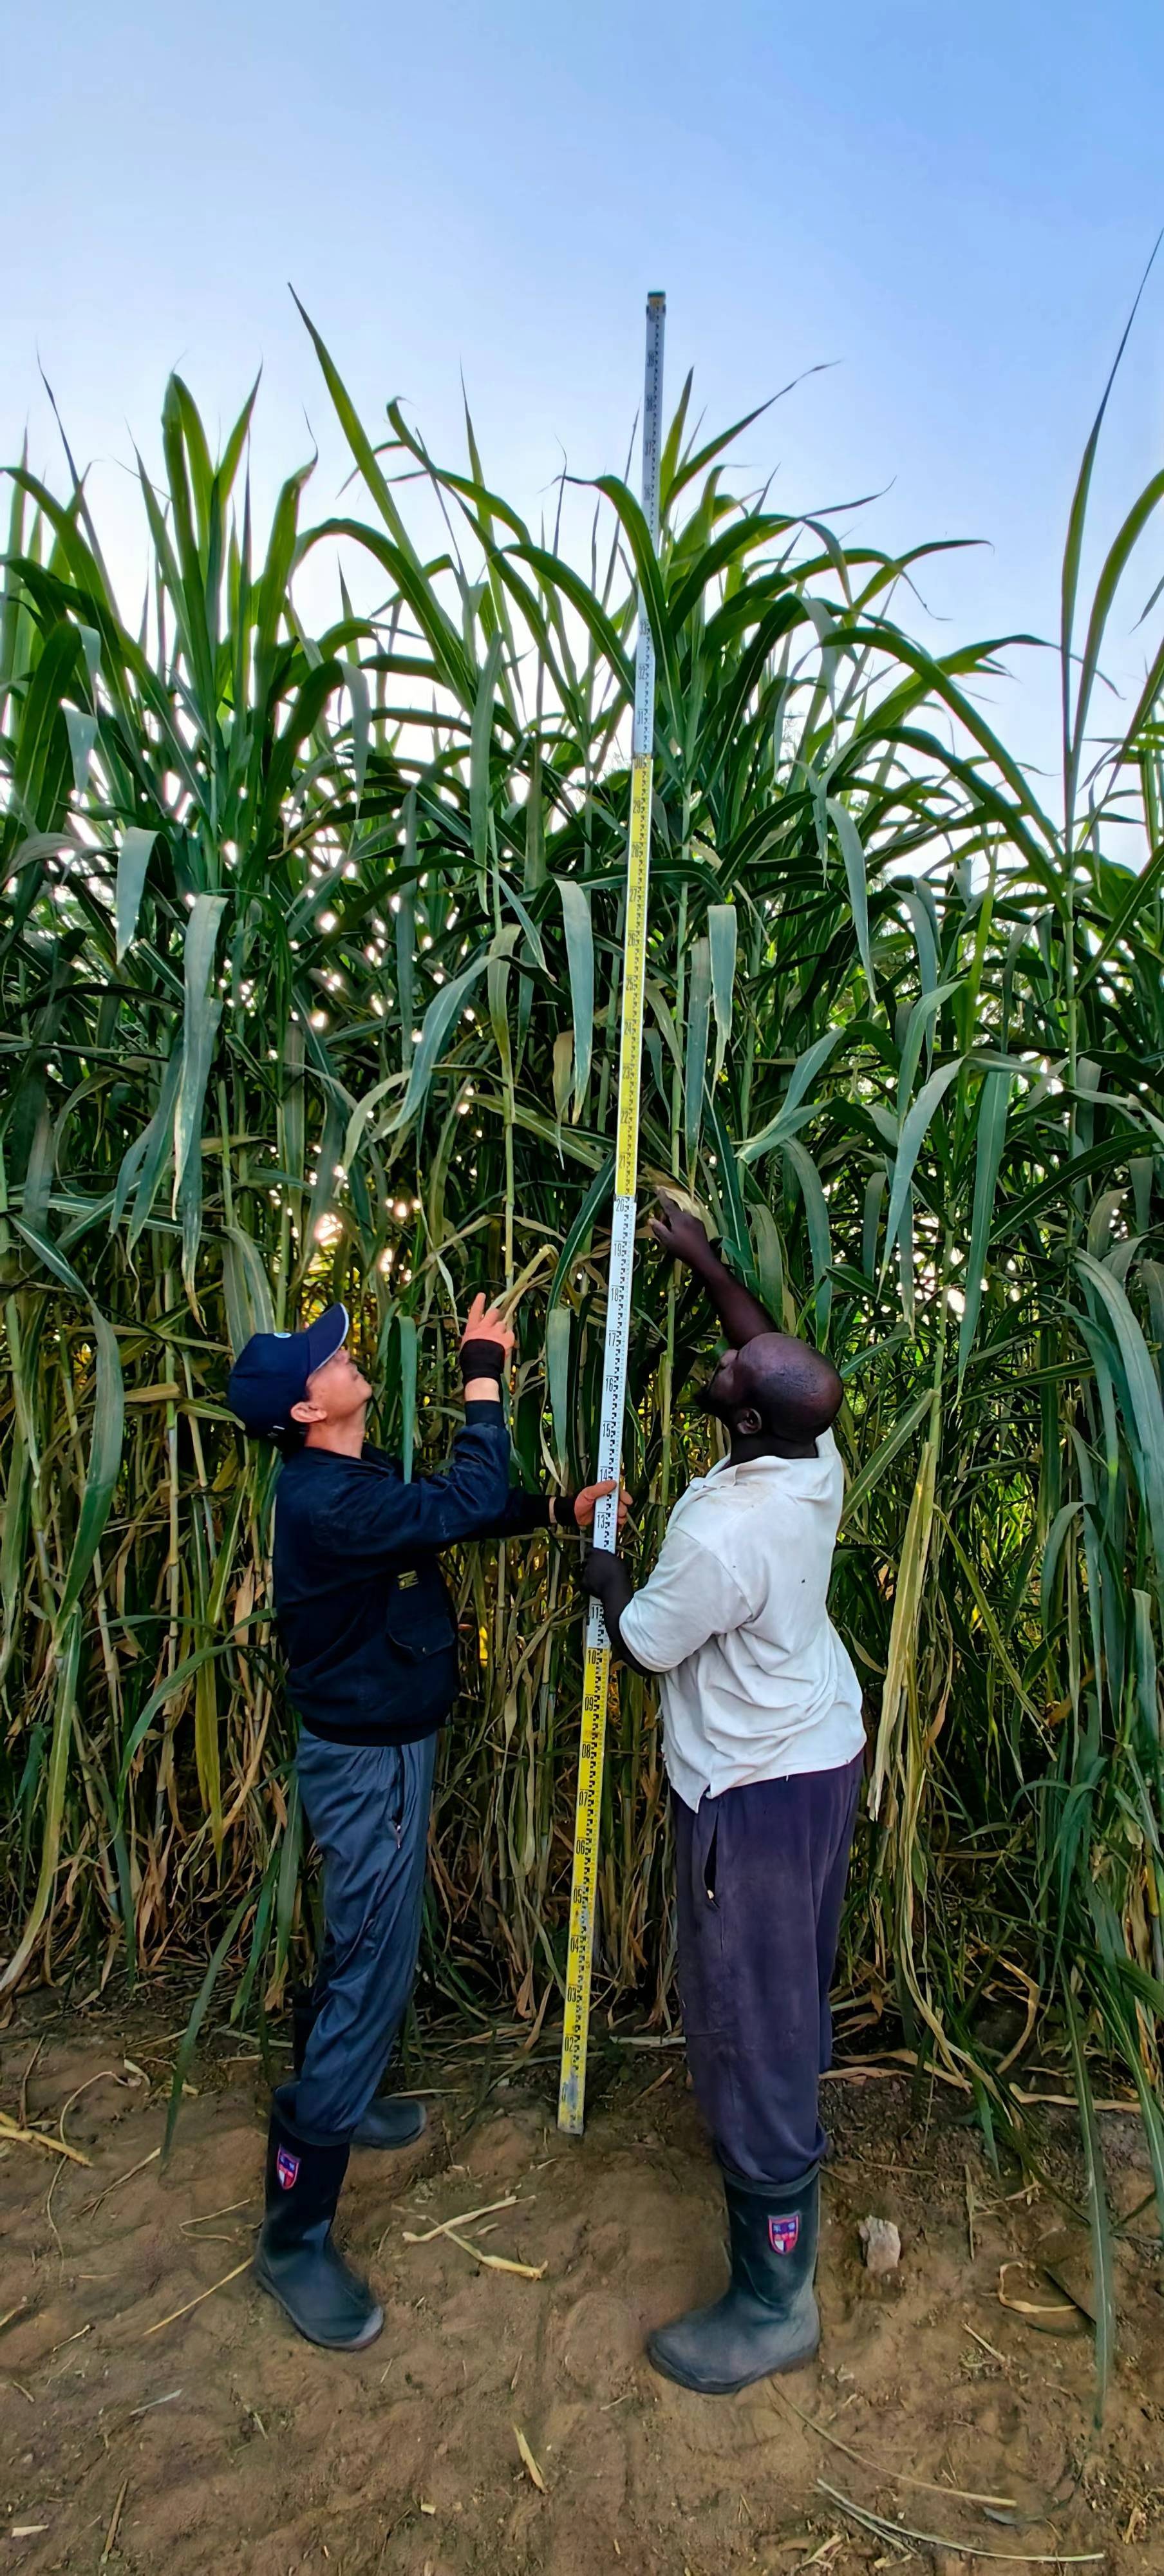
top-left (557, 1615), bottom-right (614, 2132)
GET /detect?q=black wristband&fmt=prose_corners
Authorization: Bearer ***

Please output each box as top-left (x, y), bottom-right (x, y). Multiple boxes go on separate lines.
top-left (551, 1494), bottom-right (580, 1531)
top-left (459, 1338), bottom-right (506, 1384)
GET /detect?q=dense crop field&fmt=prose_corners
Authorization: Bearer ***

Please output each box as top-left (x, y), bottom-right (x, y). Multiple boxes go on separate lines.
top-left (2, 305), bottom-right (1163, 2353)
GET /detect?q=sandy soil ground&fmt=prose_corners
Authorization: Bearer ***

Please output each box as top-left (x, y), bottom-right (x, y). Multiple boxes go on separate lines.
top-left (1, 1993), bottom-right (1163, 2575)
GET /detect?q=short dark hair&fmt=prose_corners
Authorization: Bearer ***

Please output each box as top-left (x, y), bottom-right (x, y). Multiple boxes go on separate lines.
top-left (737, 1334), bottom-right (843, 1439)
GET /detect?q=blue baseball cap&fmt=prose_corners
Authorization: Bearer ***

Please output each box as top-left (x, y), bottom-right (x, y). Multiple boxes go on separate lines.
top-left (227, 1303), bottom-right (350, 1436)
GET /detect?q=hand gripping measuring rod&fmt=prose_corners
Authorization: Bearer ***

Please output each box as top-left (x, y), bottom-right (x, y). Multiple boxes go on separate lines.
top-left (558, 292), bottom-right (665, 2136)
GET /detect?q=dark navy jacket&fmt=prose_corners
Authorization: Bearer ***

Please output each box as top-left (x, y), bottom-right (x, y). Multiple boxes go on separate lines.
top-left (272, 1401), bottom-right (551, 1745)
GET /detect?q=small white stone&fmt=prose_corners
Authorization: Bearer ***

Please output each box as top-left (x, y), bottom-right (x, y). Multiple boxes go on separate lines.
top-left (858, 2213), bottom-right (901, 2275)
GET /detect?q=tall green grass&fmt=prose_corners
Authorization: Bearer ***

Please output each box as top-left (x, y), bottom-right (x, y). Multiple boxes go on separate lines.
top-left (2, 305), bottom-right (1163, 2368)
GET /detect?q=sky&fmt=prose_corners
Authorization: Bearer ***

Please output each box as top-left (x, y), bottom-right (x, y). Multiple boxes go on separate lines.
top-left (3, 0), bottom-right (1163, 801)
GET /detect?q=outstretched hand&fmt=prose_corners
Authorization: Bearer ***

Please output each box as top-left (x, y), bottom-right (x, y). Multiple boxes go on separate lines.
top-left (648, 1192), bottom-right (715, 1272)
top-left (574, 1478), bottom-right (632, 1536)
top-left (650, 1192), bottom-right (776, 1349)
top-left (459, 1291), bottom-right (516, 1363)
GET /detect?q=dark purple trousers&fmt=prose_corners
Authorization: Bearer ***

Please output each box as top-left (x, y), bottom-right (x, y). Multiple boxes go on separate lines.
top-left (672, 1753), bottom-right (862, 2189)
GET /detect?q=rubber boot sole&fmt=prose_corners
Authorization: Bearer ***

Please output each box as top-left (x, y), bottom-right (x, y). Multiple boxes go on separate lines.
top-left (646, 2320), bottom-right (818, 2396)
top-left (253, 2250), bottom-right (384, 2351)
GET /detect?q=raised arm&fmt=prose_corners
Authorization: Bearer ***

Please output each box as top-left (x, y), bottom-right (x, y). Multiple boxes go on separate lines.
top-left (650, 1194), bottom-right (775, 1348)
top-left (314, 1294), bottom-right (518, 1568)
top-left (318, 1408), bottom-right (514, 1566)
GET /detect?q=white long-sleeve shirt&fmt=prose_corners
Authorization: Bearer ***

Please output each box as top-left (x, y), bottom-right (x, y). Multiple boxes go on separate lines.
top-left (617, 1430), bottom-right (865, 1812)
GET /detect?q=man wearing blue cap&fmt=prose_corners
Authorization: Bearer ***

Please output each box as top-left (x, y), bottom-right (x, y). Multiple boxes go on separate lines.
top-left (228, 1294), bottom-right (625, 2351)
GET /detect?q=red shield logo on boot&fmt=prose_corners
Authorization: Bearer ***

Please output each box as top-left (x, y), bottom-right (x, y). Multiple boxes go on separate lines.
top-left (276, 2147), bottom-right (300, 2190)
top-left (768, 2213), bottom-right (800, 2255)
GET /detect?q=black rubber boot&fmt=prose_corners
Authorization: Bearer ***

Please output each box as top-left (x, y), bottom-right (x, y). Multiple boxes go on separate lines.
top-left (351, 2094), bottom-right (427, 2150)
top-left (254, 2087), bottom-right (382, 2351)
top-left (648, 2165), bottom-right (820, 2395)
top-left (289, 1986), bottom-right (426, 2150)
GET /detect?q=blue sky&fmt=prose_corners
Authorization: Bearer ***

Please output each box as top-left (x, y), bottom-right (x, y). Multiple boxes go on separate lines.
top-left (3, 0), bottom-right (1163, 793)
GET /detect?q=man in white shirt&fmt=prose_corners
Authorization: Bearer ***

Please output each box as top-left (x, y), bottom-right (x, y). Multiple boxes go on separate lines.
top-left (581, 1198), bottom-right (864, 2398)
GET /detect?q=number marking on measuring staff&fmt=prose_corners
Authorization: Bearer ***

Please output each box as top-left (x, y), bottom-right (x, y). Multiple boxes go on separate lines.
top-left (559, 291), bottom-right (665, 2137)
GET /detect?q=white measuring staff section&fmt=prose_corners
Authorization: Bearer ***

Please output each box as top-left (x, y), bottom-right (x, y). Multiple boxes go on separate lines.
top-left (558, 290), bottom-right (666, 2136)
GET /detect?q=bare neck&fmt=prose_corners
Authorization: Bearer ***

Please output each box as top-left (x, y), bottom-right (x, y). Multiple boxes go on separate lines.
top-left (304, 1408), bottom-right (368, 1460)
top-left (728, 1428), bottom-right (820, 1464)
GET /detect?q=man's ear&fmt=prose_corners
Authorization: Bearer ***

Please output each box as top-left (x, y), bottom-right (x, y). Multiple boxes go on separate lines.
top-left (734, 1404), bottom-right (764, 1439)
top-left (290, 1396), bottom-right (326, 1426)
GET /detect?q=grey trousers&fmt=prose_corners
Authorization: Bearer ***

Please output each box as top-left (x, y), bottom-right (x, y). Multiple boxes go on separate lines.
top-left (673, 1753), bottom-right (863, 2188)
top-left (292, 1729), bottom-right (437, 2138)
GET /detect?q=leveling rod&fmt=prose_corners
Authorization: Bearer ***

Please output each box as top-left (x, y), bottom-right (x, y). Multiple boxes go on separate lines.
top-left (558, 290), bottom-right (666, 2137)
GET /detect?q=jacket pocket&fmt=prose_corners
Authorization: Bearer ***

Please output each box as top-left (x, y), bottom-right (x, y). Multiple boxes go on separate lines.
top-left (383, 1573), bottom-right (456, 1664)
